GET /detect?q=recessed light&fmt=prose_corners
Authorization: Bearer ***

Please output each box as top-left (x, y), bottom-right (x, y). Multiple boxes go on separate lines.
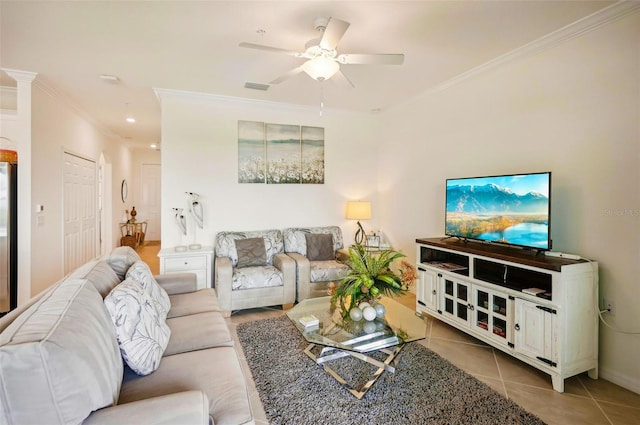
top-left (126, 117), bottom-right (136, 123)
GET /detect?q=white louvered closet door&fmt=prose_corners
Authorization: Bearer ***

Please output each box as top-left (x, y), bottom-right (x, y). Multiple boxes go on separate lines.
top-left (63, 152), bottom-right (97, 274)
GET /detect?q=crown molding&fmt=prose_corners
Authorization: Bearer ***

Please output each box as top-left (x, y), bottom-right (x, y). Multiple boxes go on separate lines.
top-left (0, 86), bottom-right (17, 111)
top-left (0, 86), bottom-right (17, 95)
top-left (154, 87), bottom-right (318, 112)
top-left (153, 87), bottom-right (362, 116)
top-left (392, 0), bottom-right (640, 110)
top-left (0, 110), bottom-right (17, 119)
top-left (1, 68), bottom-right (37, 83)
top-left (32, 76), bottom-right (119, 140)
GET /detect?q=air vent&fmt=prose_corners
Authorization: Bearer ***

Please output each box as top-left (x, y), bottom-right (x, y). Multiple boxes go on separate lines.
top-left (244, 82), bottom-right (270, 91)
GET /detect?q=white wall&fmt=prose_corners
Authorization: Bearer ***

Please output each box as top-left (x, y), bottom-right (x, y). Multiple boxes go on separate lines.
top-left (378, 12), bottom-right (640, 392)
top-left (30, 82), bottom-right (129, 296)
top-left (157, 90), bottom-right (381, 250)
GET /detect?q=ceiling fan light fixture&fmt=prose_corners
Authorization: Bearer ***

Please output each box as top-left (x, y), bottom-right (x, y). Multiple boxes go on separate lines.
top-left (302, 57), bottom-right (339, 81)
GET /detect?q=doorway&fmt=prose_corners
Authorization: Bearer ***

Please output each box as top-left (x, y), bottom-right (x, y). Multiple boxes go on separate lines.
top-left (140, 163), bottom-right (161, 241)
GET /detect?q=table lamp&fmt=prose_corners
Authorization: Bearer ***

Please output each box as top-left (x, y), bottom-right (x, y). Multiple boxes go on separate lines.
top-left (346, 201), bottom-right (372, 245)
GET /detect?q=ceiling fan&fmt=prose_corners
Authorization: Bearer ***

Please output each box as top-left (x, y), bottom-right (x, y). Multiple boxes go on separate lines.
top-left (239, 17), bottom-right (404, 87)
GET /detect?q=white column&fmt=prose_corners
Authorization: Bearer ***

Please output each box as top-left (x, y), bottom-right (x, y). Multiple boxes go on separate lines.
top-left (2, 69), bottom-right (37, 306)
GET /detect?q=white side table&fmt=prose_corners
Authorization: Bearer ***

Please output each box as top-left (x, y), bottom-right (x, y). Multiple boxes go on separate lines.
top-left (158, 246), bottom-right (213, 290)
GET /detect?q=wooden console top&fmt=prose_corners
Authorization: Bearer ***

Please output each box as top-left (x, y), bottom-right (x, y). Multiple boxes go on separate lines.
top-left (415, 237), bottom-right (584, 272)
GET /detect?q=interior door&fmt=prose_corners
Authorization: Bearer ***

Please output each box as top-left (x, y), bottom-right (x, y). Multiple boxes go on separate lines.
top-left (140, 163), bottom-right (161, 241)
top-left (63, 152), bottom-right (97, 274)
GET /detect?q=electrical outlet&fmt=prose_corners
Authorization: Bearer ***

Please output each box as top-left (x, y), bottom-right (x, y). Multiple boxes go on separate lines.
top-left (604, 299), bottom-right (615, 316)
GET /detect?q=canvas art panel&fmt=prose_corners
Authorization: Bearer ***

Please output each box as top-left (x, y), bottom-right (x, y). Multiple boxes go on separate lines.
top-left (238, 120), bottom-right (266, 183)
top-left (238, 120), bottom-right (324, 184)
top-left (266, 123), bottom-right (301, 184)
top-left (301, 126), bottom-right (324, 184)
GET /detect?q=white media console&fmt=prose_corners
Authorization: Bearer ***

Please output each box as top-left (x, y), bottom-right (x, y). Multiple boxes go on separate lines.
top-left (415, 237), bottom-right (598, 392)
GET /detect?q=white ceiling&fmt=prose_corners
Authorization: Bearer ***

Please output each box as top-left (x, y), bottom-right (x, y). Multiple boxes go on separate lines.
top-left (0, 1), bottom-right (616, 149)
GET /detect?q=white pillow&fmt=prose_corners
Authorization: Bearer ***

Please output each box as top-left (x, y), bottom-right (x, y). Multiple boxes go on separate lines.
top-left (104, 279), bottom-right (171, 375)
top-left (125, 261), bottom-right (171, 319)
top-left (107, 246), bottom-right (142, 280)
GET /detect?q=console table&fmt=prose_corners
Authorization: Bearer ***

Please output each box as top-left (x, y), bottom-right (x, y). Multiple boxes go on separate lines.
top-left (119, 221), bottom-right (148, 249)
top-left (415, 237), bottom-right (598, 392)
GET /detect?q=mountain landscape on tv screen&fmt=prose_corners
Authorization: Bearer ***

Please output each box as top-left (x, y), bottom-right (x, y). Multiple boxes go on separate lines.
top-left (446, 183), bottom-right (550, 249)
top-left (446, 183), bottom-right (548, 214)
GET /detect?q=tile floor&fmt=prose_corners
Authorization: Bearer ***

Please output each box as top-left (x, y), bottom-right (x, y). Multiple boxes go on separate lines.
top-left (139, 243), bottom-right (640, 425)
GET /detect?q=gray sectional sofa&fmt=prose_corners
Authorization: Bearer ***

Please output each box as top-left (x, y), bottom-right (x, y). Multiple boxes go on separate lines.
top-left (0, 246), bottom-right (253, 425)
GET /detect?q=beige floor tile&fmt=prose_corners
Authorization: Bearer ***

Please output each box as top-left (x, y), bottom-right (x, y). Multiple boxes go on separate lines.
top-left (395, 292), bottom-right (416, 309)
top-left (473, 375), bottom-right (507, 397)
top-left (562, 375), bottom-right (592, 398)
top-left (579, 374), bottom-right (640, 408)
top-left (429, 317), bottom-right (490, 346)
top-left (598, 401), bottom-right (640, 425)
top-left (428, 338), bottom-right (501, 379)
top-left (505, 382), bottom-right (611, 425)
top-left (493, 350), bottom-right (556, 390)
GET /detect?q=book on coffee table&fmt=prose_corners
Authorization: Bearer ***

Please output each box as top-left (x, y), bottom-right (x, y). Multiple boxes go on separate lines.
top-left (299, 314), bottom-right (319, 328)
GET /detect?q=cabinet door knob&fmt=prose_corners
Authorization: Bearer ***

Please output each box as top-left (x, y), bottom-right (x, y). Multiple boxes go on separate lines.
top-left (515, 324), bottom-right (521, 331)
top-left (468, 303), bottom-right (474, 311)
top-left (432, 290), bottom-right (437, 295)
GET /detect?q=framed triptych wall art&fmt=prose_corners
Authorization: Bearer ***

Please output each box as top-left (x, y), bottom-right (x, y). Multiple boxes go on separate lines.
top-left (238, 120), bottom-right (324, 184)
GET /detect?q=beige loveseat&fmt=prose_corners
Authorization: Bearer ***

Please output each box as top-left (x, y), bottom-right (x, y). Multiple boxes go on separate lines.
top-left (0, 246), bottom-right (253, 425)
top-left (283, 226), bottom-right (351, 302)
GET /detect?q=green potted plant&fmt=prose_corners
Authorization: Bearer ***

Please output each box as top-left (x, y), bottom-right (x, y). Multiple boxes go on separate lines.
top-left (331, 244), bottom-right (417, 316)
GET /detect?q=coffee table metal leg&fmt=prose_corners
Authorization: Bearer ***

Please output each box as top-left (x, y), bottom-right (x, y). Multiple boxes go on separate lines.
top-left (303, 343), bottom-right (405, 399)
top-left (316, 346), bottom-right (397, 373)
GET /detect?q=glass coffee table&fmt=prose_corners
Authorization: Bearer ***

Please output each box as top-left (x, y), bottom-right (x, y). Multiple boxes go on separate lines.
top-left (286, 296), bottom-right (427, 399)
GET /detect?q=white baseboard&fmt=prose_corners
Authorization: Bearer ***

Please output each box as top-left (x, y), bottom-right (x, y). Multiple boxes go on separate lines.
top-left (599, 367), bottom-right (640, 395)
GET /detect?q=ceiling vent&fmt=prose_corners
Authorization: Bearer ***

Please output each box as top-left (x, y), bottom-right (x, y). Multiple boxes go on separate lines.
top-left (244, 81), bottom-right (270, 91)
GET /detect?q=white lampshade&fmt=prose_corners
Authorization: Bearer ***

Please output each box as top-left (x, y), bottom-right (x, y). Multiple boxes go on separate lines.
top-left (302, 57), bottom-right (340, 81)
top-left (345, 201), bottom-right (372, 220)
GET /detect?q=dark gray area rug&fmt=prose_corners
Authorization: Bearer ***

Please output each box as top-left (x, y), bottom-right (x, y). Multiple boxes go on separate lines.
top-left (237, 316), bottom-right (546, 425)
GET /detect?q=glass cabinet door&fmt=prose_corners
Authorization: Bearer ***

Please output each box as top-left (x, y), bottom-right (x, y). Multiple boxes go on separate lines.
top-left (474, 287), bottom-right (512, 347)
top-left (441, 277), bottom-right (472, 326)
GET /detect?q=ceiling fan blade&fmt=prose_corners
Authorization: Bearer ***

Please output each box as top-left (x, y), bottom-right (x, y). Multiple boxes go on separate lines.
top-left (239, 42), bottom-right (302, 57)
top-left (332, 70), bottom-right (355, 88)
top-left (319, 18), bottom-right (350, 51)
top-left (269, 66), bottom-right (304, 85)
top-left (337, 53), bottom-right (405, 65)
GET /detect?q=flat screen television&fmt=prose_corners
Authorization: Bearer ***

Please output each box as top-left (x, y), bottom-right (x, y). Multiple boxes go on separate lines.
top-left (445, 172), bottom-right (552, 251)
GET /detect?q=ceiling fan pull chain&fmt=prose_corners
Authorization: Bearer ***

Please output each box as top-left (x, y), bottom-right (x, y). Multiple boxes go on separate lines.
top-left (319, 82), bottom-right (324, 117)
